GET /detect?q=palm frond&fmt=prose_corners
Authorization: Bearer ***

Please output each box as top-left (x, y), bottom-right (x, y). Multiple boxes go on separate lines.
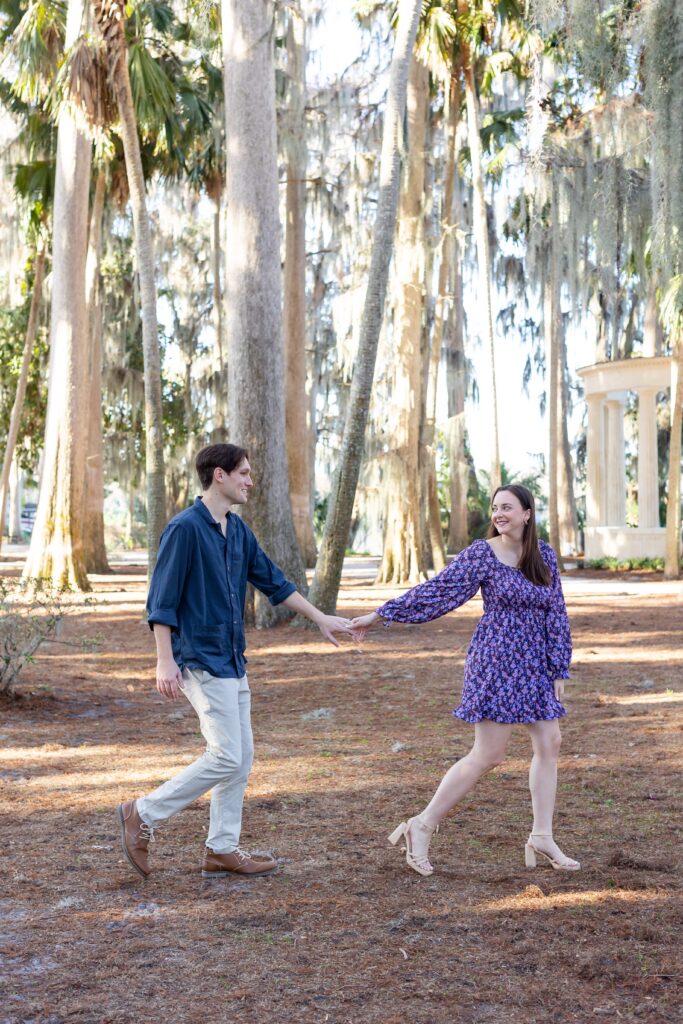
top-left (416, 4), bottom-right (456, 79)
top-left (48, 36), bottom-right (117, 134)
top-left (128, 40), bottom-right (176, 128)
top-left (6, 0), bottom-right (66, 104)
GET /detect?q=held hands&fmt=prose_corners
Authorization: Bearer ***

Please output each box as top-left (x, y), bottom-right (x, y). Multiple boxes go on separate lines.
top-left (350, 611), bottom-right (380, 642)
top-left (315, 613), bottom-right (354, 647)
top-left (156, 658), bottom-right (183, 700)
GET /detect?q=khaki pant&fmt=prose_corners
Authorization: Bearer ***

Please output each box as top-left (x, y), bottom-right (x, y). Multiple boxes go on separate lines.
top-left (137, 669), bottom-right (253, 853)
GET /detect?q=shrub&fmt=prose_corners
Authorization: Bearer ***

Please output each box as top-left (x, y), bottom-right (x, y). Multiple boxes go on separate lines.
top-left (0, 579), bottom-right (99, 698)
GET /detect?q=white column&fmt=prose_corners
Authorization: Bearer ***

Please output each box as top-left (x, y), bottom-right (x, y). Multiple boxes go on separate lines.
top-left (638, 387), bottom-right (659, 528)
top-left (605, 396), bottom-right (627, 526)
top-left (585, 394), bottom-right (605, 528)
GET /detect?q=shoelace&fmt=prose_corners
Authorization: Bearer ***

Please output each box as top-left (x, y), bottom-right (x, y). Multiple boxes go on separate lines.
top-left (232, 847), bottom-right (252, 862)
top-left (139, 822), bottom-right (155, 843)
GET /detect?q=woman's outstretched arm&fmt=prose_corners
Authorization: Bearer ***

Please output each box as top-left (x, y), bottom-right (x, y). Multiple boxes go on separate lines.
top-left (351, 541), bottom-right (490, 638)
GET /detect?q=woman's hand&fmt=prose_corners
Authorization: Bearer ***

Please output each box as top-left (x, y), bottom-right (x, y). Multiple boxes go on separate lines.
top-left (554, 679), bottom-right (565, 701)
top-left (350, 611), bottom-right (380, 642)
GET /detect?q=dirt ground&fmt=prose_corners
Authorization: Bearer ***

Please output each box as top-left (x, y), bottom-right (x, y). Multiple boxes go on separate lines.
top-left (1, 563), bottom-right (682, 1024)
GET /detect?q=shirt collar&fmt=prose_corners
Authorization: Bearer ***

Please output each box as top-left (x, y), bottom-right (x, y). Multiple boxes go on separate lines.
top-left (192, 496), bottom-right (229, 531)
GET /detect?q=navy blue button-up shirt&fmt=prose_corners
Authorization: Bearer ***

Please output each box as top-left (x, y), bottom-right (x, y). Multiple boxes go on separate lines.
top-left (146, 497), bottom-right (297, 678)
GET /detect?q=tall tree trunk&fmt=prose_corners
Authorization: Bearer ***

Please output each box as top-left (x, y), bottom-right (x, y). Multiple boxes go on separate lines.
top-left (308, 0), bottom-right (422, 613)
top-left (222, 0), bottom-right (307, 625)
top-left (377, 54), bottom-right (429, 585)
top-left (664, 333), bottom-right (682, 578)
top-left (0, 247), bottom-right (45, 553)
top-left (446, 280), bottom-right (469, 552)
top-left (283, 2), bottom-right (317, 567)
top-left (432, 71), bottom-right (464, 559)
top-left (546, 171), bottom-right (563, 567)
top-left (446, 146), bottom-right (469, 553)
top-left (557, 318), bottom-right (579, 552)
top-left (182, 355), bottom-right (195, 510)
top-left (83, 169), bottom-right (110, 573)
top-left (207, 165), bottom-right (227, 436)
top-left (418, 96), bottom-right (446, 574)
top-left (8, 458), bottom-right (22, 544)
top-left (643, 274), bottom-right (663, 357)
top-left (23, 0), bottom-right (92, 589)
top-left (457, 5), bottom-right (500, 493)
top-left (93, 0), bottom-right (166, 577)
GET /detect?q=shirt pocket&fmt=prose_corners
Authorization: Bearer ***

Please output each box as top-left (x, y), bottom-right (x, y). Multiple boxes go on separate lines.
top-left (193, 622), bottom-right (231, 656)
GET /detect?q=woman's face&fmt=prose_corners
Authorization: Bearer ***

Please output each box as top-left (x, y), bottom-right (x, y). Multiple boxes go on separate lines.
top-left (491, 490), bottom-right (530, 537)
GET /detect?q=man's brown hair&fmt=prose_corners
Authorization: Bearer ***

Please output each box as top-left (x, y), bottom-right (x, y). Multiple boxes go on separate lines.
top-left (195, 443), bottom-right (249, 491)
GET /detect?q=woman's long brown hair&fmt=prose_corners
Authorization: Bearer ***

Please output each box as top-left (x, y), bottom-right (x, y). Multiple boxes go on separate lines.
top-left (486, 484), bottom-right (552, 586)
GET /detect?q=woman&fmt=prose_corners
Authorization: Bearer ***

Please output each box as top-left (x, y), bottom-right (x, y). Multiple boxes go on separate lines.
top-left (351, 484), bottom-right (579, 877)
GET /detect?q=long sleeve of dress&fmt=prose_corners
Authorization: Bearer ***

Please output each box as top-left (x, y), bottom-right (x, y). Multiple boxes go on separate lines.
top-left (543, 544), bottom-right (572, 679)
top-left (377, 540), bottom-right (490, 625)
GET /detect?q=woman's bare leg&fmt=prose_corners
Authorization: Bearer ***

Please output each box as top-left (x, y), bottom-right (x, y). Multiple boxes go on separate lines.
top-left (404, 721), bottom-right (514, 866)
top-left (526, 718), bottom-right (578, 866)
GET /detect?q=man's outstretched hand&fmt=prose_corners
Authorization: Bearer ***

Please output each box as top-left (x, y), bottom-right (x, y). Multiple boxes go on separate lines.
top-left (282, 590), bottom-right (353, 646)
top-left (315, 613), bottom-right (354, 647)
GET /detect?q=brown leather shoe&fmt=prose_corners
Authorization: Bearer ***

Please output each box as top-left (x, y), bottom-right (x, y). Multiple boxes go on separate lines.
top-left (117, 800), bottom-right (153, 879)
top-left (202, 847), bottom-right (278, 878)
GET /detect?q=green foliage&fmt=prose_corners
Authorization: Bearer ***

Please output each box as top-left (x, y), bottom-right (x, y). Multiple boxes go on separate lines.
top-left (6, 0), bottom-right (65, 105)
top-left (128, 41), bottom-right (177, 130)
top-left (161, 376), bottom-right (190, 452)
top-left (313, 494), bottom-right (329, 542)
top-left (586, 557), bottom-right (666, 572)
top-left (0, 255), bottom-right (49, 475)
top-left (644, 0), bottom-right (683, 318)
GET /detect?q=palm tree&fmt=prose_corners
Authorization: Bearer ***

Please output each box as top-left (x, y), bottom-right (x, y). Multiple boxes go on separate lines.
top-left (282, 1), bottom-right (317, 567)
top-left (456, 0), bottom-right (509, 493)
top-left (377, 51), bottom-right (430, 584)
top-left (82, 167), bottom-right (110, 572)
top-left (308, 0), bottom-right (423, 613)
top-left (92, 0), bottom-right (166, 575)
top-left (23, 0), bottom-right (92, 589)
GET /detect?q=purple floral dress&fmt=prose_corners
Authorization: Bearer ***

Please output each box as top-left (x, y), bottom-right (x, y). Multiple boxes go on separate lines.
top-left (377, 539), bottom-right (571, 724)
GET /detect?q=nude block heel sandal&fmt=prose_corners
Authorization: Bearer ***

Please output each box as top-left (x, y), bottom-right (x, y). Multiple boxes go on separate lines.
top-left (525, 833), bottom-right (580, 871)
top-left (388, 816), bottom-right (435, 877)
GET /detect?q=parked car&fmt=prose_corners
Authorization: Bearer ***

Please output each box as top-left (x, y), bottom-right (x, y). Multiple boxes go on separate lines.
top-left (20, 503), bottom-right (37, 533)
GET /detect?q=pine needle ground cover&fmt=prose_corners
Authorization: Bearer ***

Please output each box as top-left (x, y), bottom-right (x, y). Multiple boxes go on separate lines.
top-left (1, 567), bottom-right (681, 1024)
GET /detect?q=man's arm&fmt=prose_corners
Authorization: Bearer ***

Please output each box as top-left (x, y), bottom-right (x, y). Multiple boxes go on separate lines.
top-left (146, 523), bottom-right (192, 700)
top-left (153, 624), bottom-right (183, 700)
top-left (282, 591), bottom-right (352, 648)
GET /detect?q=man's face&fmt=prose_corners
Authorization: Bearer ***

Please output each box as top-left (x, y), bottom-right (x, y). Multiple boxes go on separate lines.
top-left (215, 458), bottom-right (253, 505)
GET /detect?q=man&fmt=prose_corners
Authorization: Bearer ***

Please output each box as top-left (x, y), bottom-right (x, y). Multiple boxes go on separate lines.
top-left (117, 443), bottom-right (351, 880)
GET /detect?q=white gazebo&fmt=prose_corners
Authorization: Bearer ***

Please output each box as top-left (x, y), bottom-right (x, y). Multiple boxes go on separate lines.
top-left (578, 355), bottom-right (676, 560)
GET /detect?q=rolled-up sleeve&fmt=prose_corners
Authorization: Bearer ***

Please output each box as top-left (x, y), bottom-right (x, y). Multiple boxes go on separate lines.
top-left (146, 523), bottom-right (192, 630)
top-left (246, 534), bottom-right (296, 606)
